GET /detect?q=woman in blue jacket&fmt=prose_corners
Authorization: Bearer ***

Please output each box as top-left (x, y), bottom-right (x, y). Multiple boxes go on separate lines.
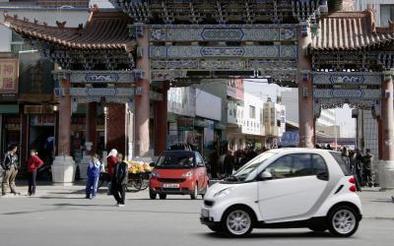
top-left (86, 154), bottom-right (103, 199)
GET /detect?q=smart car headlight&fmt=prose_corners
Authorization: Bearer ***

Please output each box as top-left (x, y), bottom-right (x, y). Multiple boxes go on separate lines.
top-left (213, 188), bottom-right (234, 199)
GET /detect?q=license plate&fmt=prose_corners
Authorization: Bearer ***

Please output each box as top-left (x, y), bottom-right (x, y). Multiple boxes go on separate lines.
top-left (163, 183), bottom-right (180, 188)
top-left (201, 209), bottom-right (209, 218)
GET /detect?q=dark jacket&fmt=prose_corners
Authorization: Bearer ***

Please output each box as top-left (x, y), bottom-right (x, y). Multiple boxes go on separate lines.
top-left (112, 162), bottom-right (128, 185)
top-left (1, 152), bottom-right (19, 170)
top-left (224, 154), bottom-right (235, 174)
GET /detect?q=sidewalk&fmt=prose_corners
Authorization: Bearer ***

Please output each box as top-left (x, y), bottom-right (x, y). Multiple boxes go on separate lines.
top-left (358, 187), bottom-right (394, 220)
top-left (1, 184), bottom-right (393, 219)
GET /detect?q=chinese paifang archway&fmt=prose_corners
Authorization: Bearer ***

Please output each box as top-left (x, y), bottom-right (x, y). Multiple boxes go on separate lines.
top-left (2, 0), bottom-right (394, 187)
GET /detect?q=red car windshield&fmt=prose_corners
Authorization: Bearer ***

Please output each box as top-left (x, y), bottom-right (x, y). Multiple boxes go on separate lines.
top-left (156, 152), bottom-right (195, 169)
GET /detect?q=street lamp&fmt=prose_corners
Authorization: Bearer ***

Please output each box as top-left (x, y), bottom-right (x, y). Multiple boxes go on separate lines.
top-left (103, 106), bottom-right (108, 150)
top-left (52, 104), bottom-right (59, 156)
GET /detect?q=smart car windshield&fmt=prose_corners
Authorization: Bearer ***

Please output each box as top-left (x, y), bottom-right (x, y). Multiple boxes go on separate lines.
top-left (226, 151), bottom-right (278, 182)
top-left (156, 151), bottom-right (195, 168)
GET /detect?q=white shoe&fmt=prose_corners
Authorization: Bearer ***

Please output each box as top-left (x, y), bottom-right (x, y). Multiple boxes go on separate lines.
top-left (118, 204), bottom-right (125, 207)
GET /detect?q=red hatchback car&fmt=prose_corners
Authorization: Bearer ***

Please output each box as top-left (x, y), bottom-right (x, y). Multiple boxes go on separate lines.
top-left (149, 150), bottom-right (209, 200)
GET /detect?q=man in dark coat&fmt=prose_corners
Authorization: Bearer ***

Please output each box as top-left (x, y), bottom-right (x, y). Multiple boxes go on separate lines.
top-left (224, 150), bottom-right (235, 177)
top-left (111, 153), bottom-right (128, 207)
top-left (1, 144), bottom-right (20, 196)
top-left (208, 149), bottom-right (219, 179)
top-left (362, 149), bottom-right (373, 187)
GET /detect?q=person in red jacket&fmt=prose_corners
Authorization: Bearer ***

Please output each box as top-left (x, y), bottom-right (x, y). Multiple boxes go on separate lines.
top-left (107, 149), bottom-right (118, 177)
top-left (106, 149), bottom-right (118, 195)
top-left (27, 149), bottom-right (44, 196)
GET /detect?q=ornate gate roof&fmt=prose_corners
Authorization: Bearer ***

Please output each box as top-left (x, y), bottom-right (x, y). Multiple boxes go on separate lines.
top-left (311, 10), bottom-right (394, 51)
top-left (2, 9), bottom-right (136, 70)
top-left (3, 10), bottom-right (134, 51)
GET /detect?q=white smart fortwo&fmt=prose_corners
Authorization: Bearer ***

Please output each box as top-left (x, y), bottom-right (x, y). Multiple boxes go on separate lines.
top-left (201, 148), bottom-right (362, 237)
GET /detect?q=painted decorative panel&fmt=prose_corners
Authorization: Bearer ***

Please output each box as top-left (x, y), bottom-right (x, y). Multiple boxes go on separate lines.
top-left (315, 98), bottom-right (379, 110)
top-left (313, 89), bottom-right (381, 99)
top-left (150, 45), bottom-right (297, 59)
top-left (149, 25), bottom-right (297, 41)
top-left (313, 72), bottom-right (382, 85)
top-left (70, 88), bottom-right (135, 97)
top-left (70, 70), bottom-right (142, 84)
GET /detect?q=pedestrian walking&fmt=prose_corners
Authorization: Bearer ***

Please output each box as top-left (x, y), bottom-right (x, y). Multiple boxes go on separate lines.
top-left (223, 150), bottom-right (235, 177)
top-left (1, 144), bottom-right (20, 196)
top-left (106, 149), bottom-right (118, 195)
top-left (27, 149), bottom-right (44, 196)
top-left (85, 154), bottom-right (103, 199)
top-left (208, 149), bottom-right (219, 179)
top-left (111, 153), bottom-right (128, 207)
top-left (362, 149), bottom-right (373, 187)
top-left (350, 149), bottom-right (362, 191)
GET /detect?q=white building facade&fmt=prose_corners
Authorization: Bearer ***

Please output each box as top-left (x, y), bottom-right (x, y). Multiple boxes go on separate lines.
top-left (281, 88), bottom-right (338, 137)
top-left (356, 0), bottom-right (394, 27)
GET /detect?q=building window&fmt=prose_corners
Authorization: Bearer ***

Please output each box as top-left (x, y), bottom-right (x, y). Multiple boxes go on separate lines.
top-left (249, 105), bottom-right (256, 119)
top-left (381, 4), bottom-right (394, 27)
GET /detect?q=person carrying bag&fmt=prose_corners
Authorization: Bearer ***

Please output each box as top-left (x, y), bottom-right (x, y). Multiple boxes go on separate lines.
top-left (1, 144), bottom-right (20, 196)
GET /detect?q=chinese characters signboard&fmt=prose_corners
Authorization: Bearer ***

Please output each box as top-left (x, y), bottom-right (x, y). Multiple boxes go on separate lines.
top-left (227, 79), bottom-right (244, 100)
top-left (0, 58), bottom-right (18, 94)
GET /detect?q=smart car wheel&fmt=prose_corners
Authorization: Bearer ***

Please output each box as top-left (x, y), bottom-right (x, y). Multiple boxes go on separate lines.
top-left (222, 208), bottom-right (253, 237)
top-left (159, 194), bottom-right (167, 199)
top-left (149, 189), bottom-right (157, 199)
top-left (190, 185), bottom-right (198, 200)
top-left (328, 205), bottom-right (359, 237)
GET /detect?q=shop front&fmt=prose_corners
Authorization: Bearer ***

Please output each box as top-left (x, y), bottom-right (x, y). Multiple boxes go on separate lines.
top-left (0, 53), bottom-right (19, 158)
top-left (0, 107), bottom-right (20, 155)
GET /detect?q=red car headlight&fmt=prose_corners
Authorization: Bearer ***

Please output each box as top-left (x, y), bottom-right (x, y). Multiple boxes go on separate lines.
top-left (182, 171), bottom-right (193, 178)
top-left (151, 171), bottom-right (160, 178)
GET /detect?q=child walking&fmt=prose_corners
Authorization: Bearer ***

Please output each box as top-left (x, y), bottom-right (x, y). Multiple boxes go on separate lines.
top-left (85, 154), bottom-right (103, 199)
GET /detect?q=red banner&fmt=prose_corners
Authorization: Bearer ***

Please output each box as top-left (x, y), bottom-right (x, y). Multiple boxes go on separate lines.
top-left (0, 58), bottom-right (19, 94)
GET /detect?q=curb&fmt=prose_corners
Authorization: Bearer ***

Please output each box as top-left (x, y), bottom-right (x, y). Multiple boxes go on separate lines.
top-left (363, 217), bottom-right (394, 221)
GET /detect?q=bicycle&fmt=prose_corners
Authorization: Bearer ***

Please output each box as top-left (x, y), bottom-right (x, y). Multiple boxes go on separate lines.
top-left (127, 172), bottom-right (150, 192)
top-left (97, 172), bottom-right (111, 189)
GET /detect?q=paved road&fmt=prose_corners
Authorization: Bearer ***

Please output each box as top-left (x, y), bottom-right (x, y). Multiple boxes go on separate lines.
top-left (0, 188), bottom-right (393, 246)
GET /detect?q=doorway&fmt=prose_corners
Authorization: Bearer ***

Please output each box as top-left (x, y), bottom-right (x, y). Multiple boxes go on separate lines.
top-left (28, 115), bottom-right (55, 180)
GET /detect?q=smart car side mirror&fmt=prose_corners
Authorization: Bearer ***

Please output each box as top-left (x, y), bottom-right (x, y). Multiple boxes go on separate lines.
top-left (149, 162), bottom-right (156, 168)
top-left (259, 171), bottom-right (273, 181)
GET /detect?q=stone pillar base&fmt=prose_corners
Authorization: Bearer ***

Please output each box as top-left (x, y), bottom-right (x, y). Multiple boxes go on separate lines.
top-left (52, 156), bottom-right (76, 186)
top-left (378, 160), bottom-right (394, 190)
top-left (78, 155), bottom-right (90, 180)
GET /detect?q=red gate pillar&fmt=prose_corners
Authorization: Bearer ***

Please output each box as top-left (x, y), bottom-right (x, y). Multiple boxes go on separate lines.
top-left (87, 102), bottom-right (97, 153)
top-left (297, 23), bottom-right (314, 148)
top-left (154, 83), bottom-right (169, 156)
top-left (106, 104), bottom-right (126, 155)
top-left (52, 73), bottom-right (75, 185)
top-left (379, 69), bottom-right (394, 189)
top-left (135, 25), bottom-right (151, 157)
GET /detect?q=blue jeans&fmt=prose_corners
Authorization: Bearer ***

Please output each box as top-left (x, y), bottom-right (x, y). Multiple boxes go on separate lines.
top-left (86, 175), bottom-right (99, 198)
